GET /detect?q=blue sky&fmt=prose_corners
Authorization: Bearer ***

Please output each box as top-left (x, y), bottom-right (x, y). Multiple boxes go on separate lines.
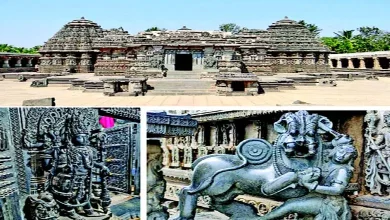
top-left (1, 0), bottom-right (388, 47)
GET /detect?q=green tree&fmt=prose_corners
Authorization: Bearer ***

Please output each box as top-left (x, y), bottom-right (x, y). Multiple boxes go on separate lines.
top-left (145, 27), bottom-right (166, 32)
top-left (0, 44), bottom-right (41, 54)
top-left (219, 23), bottom-right (241, 34)
top-left (298, 20), bottom-right (322, 37)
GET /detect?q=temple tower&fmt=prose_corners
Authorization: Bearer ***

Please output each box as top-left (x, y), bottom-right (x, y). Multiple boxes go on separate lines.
top-left (39, 17), bottom-right (104, 73)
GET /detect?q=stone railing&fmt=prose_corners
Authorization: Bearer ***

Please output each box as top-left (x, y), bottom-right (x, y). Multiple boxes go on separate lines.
top-left (329, 51), bottom-right (390, 71)
top-left (0, 52), bottom-right (40, 73)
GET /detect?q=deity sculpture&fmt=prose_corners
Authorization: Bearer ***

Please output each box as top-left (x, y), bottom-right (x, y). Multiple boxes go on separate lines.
top-left (23, 110), bottom-right (111, 220)
top-left (365, 111), bottom-right (390, 195)
top-left (174, 111), bottom-right (357, 220)
top-left (259, 135), bottom-right (357, 220)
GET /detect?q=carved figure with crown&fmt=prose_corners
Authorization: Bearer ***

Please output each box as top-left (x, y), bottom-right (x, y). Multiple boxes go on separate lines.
top-left (22, 109), bottom-right (111, 220)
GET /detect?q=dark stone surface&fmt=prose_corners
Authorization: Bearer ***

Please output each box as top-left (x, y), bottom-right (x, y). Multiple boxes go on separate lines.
top-left (22, 97), bottom-right (55, 106)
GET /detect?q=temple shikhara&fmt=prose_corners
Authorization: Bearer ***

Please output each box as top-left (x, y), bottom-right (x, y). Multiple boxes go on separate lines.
top-left (38, 16), bottom-right (331, 75)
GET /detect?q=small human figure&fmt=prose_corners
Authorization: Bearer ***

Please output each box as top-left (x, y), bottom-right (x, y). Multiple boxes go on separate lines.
top-left (260, 135), bottom-right (357, 220)
top-left (160, 65), bottom-right (168, 77)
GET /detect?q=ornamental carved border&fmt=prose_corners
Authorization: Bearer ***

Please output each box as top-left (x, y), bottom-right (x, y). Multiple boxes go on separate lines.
top-left (191, 110), bottom-right (282, 122)
top-left (98, 108), bottom-right (140, 122)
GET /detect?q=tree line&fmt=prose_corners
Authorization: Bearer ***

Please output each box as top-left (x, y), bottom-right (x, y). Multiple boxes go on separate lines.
top-left (0, 44), bottom-right (41, 54)
top-left (145, 22), bottom-right (390, 54)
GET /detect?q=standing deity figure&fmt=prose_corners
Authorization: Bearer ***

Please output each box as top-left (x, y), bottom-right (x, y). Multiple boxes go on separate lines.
top-left (183, 147), bottom-right (193, 168)
top-left (28, 130), bottom-right (111, 220)
top-left (365, 111), bottom-right (390, 195)
top-left (46, 132), bottom-right (110, 220)
top-left (260, 135), bottom-right (357, 220)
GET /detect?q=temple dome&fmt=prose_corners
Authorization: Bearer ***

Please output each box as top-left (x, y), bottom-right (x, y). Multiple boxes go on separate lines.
top-left (265, 17), bottom-right (330, 53)
top-left (40, 17), bottom-right (104, 53)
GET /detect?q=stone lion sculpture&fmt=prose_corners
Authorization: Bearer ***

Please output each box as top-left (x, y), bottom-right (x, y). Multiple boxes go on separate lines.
top-left (174, 110), bottom-right (356, 220)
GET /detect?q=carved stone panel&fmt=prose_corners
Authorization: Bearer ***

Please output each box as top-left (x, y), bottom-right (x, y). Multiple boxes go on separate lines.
top-left (365, 110), bottom-right (390, 196)
top-left (103, 125), bottom-right (132, 193)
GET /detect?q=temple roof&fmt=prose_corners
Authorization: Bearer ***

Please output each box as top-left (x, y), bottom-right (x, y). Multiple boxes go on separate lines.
top-left (40, 17), bottom-right (104, 53)
top-left (265, 16), bottom-right (330, 52)
top-left (39, 17), bottom-right (331, 53)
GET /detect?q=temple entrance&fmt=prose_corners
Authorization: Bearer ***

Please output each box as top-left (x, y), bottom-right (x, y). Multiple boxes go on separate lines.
top-left (175, 54), bottom-right (193, 71)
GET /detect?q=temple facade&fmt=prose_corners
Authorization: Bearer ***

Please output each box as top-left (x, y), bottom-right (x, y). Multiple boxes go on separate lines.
top-left (38, 17), bottom-right (331, 75)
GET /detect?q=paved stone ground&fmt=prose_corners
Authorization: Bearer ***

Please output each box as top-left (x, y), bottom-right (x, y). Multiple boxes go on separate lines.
top-left (1, 78), bottom-right (390, 106)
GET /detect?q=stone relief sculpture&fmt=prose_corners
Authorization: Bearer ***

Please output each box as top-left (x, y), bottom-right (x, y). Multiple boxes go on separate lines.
top-left (203, 55), bottom-right (217, 69)
top-left (174, 111), bottom-right (357, 220)
top-left (365, 110), bottom-right (390, 195)
top-left (171, 145), bottom-right (180, 167)
top-left (22, 109), bottom-right (112, 220)
top-left (147, 142), bottom-right (169, 220)
top-left (183, 147), bottom-right (193, 168)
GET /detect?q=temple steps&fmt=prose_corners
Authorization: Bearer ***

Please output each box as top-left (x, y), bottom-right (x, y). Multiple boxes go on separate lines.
top-left (165, 70), bottom-right (203, 79)
top-left (146, 79), bottom-right (216, 95)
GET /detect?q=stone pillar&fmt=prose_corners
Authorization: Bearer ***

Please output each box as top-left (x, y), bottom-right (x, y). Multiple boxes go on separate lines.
top-left (15, 58), bottom-right (22, 67)
top-left (359, 58), bottom-right (366, 69)
top-left (147, 139), bottom-right (169, 220)
top-left (2, 58), bottom-right (10, 68)
top-left (373, 56), bottom-right (381, 70)
top-left (336, 59), bottom-right (342, 68)
top-left (26, 58), bottom-right (33, 67)
top-left (347, 58), bottom-right (354, 69)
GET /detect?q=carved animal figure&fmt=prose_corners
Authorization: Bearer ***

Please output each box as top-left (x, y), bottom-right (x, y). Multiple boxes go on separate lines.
top-left (174, 111), bottom-right (341, 220)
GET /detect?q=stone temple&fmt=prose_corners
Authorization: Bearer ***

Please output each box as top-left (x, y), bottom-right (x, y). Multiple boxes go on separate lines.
top-left (38, 16), bottom-right (331, 75)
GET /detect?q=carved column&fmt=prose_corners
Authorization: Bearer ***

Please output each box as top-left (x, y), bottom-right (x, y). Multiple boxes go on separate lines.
top-left (147, 139), bottom-right (169, 220)
top-left (364, 110), bottom-right (390, 196)
top-left (197, 125), bottom-right (205, 146)
top-left (373, 56), bottom-right (381, 70)
top-left (359, 58), bottom-right (366, 69)
top-left (221, 124), bottom-right (229, 146)
top-left (2, 58), bottom-right (10, 68)
top-left (211, 124), bottom-right (219, 147)
top-left (347, 58), bottom-right (354, 69)
top-left (336, 59), bottom-right (342, 68)
top-left (26, 58), bottom-right (33, 67)
top-left (228, 123), bottom-right (236, 148)
top-left (15, 58), bottom-right (22, 67)
top-left (254, 120), bottom-right (264, 139)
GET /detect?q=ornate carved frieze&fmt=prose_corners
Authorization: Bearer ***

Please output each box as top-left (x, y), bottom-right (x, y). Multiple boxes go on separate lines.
top-left (191, 110), bottom-right (281, 122)
top-left (98, 107), bottom-right (140, 122)
top-left (147, 112), bottom-right (198, 137)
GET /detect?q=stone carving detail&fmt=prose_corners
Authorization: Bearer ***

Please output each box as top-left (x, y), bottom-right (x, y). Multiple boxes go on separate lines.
top-left (0, 127), bottom-right (8, 152)
top-left (171, 145), bottom-right (180, 167)
top-left (365, 110), bottom-right (390, 195)
top-left (21, 108), bottom-right (112, 220)
top-left (198, 146), bottom-right (208, 158)
top-left (30, 79), bottom-right (48, 87)
top-left (183, 147), bottom-right (193, 168)
top-left (147, 142), bottom-right (169, 220)
top-left (174, 111), bottom-right (357, 220)
top-left (203, 55), bottom-right (217, 69)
